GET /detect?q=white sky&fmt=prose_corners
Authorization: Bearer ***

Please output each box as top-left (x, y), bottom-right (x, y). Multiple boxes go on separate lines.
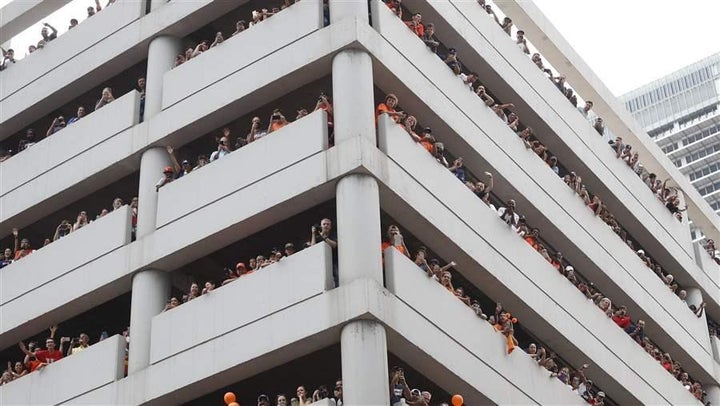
top-left (2, 0), bottom-right (720, 97)
top-left (533, 0), bottom-right (720, 96)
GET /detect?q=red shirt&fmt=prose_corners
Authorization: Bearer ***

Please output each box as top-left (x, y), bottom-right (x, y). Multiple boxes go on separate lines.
top-left (611, 315), bottom-right (632, 329)
top-left (35, 349), bottom-right (63, 364)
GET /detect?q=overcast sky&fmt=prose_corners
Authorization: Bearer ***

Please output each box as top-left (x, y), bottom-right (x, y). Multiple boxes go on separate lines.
top-left (534, 0), bottom-right (720, 96)
top-left (3, 0), bottom-right (720, 96)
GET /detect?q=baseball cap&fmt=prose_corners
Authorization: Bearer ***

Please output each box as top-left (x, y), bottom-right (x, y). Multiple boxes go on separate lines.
top-left (181, 160), bottom-right (190, 165)
top-left (236, 262), bottom-right (246, 270)
top-left (423, 127), bottom-right (432, 133)
top-left (637, 249), bottom-right (645, 255)
top-left (429, 258), bottom-right (440, 265)
top-left (163, 166), bottom-right (174, 174)
top-left (597, 391), bottom-right (605, 397)
top-left (565, 265), bottom-right (574, 272)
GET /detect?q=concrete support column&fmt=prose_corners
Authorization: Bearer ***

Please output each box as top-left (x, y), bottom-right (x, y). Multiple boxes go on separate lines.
top-left (686, 287), bottom-right (704, 308)
top-left (331, 50), bottom-right (375, 145)
top-left (128, 269), bottom-right (170, 374)
top-left (337, 174), bottom-right (382, 284)
top-left (705, 384), bottom-right (720, 406)
top-left (136, 147), bottom-right (170, 238)
top-left (341, 320), bottom-right (389, 406)
top-left (149, 0), bottom-right (168, 12)
top-left (145, 35), bottom-right (182, 118)
top-left (329, 0), bottom-right (368, 24)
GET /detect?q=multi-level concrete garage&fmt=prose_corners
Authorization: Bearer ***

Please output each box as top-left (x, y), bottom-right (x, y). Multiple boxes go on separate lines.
top-left (2, 1), bottom-right (720, 405)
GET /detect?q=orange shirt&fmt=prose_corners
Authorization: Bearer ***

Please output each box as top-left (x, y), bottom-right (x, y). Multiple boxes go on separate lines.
top-left (381, 241), bottom-right (408, 257)
top-left (270, 121), bottom-right (287, 132)
top-left (405, 21), bottom-right (424, 37)
top-left (524, 236), bottom-right (538, 250)
top-left (376, 103), bottom-right (400, 124)
top-left (420, 140), bottom-right (434, 154)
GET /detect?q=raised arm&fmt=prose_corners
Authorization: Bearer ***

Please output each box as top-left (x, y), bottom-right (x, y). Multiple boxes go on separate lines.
top-left (166, 146), bottom-right (181, 173)
top-left (12, 228), bottom-right (19, 254)
top-left (484, 172), bottom-right (494, 194)
top-left (439, 261), bottom-right (456, 273)
top-left (45, 23), bottom-right (58, 36)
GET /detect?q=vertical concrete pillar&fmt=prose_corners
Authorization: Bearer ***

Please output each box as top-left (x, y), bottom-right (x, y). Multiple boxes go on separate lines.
top-left (337, 174), bottom-right (383, 284)
top-left (330, 4), bottom-right (387, 396)
top-left (329, 0), bottom-right (368, 24)
top-left (136, 147), bottom-right (169, 239)
top-left (341, 320), bottom-right (389, 405)
top-left (331, 50), bottom-right (375, 145)
top-left (144, 35), bottom-right (181, 118)
top-left (128, 269), bottom-right (170, 374)
top-left (128, 146), bottom-right (170, 374)
top-left (128, 33), bottom-right (180, 374)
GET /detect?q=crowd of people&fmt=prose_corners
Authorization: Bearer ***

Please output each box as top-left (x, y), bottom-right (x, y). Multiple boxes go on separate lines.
top-left (0, 325), bottom-right (128, 387)
top-left (0, 78), bottom-right (144, 162)
top-left (0, 197), bottom-right (138, 270)
top-left (0, 0), bottom-right (715, 402)
top-left (0, 0), bottom-right (117, 71)
top-left (173, 0), bottom-right (301, 68)
top-left (163, 218), bottom-right (337, 312)
top-left (477, 0), bottom-right (686, 221)
top-left (377, 1), bottom-right (708, 400)
top-left (154, 93), bottom-right (332, 191)
top-left (223, 380), bottom-right (344, 406)
top-left (381, 222), bottom-right (606, 404)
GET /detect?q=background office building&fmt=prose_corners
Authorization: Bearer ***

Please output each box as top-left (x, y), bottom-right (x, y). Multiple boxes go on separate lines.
top-left (621, 53), bottom-right (720, 240)
top-left (3, 1), bottom-right (720, 405)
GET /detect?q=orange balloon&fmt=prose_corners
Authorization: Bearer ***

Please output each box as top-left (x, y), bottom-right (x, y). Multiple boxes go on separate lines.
top-left (451, 394), bottom-right (464, 406)
top-left (228, 403), bottom-right (240, 406)
top-left (224, 392), bottom-right (236, 405)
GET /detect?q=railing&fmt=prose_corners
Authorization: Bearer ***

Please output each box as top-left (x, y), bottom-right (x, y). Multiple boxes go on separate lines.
top-left (384, 247), bottom-right (586, 405)
top-left (0, 335), bottom-right (126, 405)
top-left (150, 243), bottom-right (332, 364)
top-left (0, 2), bottom-right (144, 101)
top-left (156, 110), bottom-right (328, 228)
top-left (1, 91), bottom-right (140, 199)
top-left (162, 0), bottom-right (324, 109)
top-left (0, 206), bottom-right (132, 317)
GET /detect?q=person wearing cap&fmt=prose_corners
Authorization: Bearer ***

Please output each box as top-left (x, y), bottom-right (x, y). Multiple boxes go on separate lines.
top-left (376, 94), bottom-right (405, 124)
top-left (443, 48), bottom-right (461, 75)
top-left (589, 391), bottom-right (605, 405)
top-left (284, 242), bottom-right (296, 257)
top-left (257, 394), bottom-right (270, 406)
top-left (155, 165), bottom-right (176, 191)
